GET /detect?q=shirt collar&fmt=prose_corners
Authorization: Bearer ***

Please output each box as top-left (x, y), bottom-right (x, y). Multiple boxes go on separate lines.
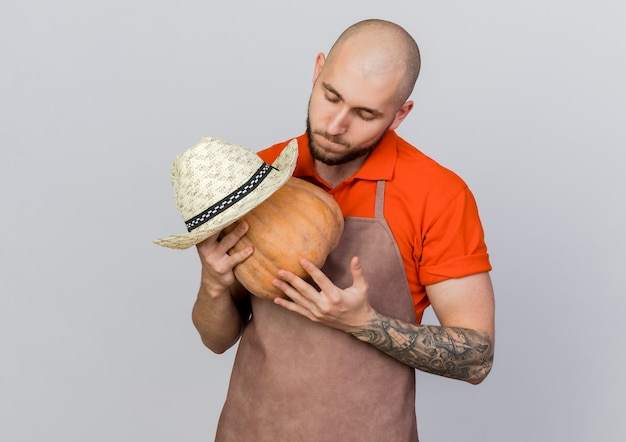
top-left (352, 130), bottom-right (398, 181)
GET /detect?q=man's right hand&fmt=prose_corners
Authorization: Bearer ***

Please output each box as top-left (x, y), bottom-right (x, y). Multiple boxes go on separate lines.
top-left (195, 221), bottom-right (254, 297)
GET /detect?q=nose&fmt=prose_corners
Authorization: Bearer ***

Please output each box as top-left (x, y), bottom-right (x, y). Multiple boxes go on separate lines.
top-left (326, 107), bottom-right (350, 136)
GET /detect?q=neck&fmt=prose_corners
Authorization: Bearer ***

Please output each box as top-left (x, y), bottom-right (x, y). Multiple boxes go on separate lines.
top-left (314, 157), bottom-right (367, 189)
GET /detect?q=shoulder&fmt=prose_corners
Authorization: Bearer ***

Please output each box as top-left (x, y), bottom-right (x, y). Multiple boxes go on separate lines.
top-left (392, 135), bottom-right (469, 199)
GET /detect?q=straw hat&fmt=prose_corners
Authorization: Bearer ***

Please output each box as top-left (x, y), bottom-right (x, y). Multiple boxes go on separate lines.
top-left (154, 136), bottom-right (298, 250)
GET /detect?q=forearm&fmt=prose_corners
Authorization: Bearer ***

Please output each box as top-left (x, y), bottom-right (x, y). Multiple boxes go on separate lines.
top-left (191, 282), bottom-right (248, 354)
top-left (351, 311), bottom-right (494, 384)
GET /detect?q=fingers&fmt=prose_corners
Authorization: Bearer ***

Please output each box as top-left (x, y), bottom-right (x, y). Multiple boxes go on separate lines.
top-left (272, 275), bottom-right (319, 322)
top-left (197, 222), bottom-right (252, 261)
top-left (218, 222), bottom-right (250, 253)
top-left (350, 256), bottom-right (366, 288)
top-left (195, 222), bottom-right (253, 288)
top-left (195, 231), bottom-right (222, 255)
top-left (273, 267), bottom-right (315, 301)
top-left (273, 256), bottom-right (366, 299)
top-left (196, 221), bottom-right (249, 254)
top-left (298, 259), bottom-right (333, 291)
top-left (272, 256), bottom-right (374, 330)
top-left (273, 258), bottom-right (339, 301)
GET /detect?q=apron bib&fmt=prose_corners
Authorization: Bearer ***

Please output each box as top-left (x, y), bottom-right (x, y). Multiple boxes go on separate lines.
top-left (216, 181), bottom-right (419, 441)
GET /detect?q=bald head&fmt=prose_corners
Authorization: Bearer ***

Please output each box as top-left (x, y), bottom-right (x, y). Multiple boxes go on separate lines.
top-left (325, 19), bottom-right (421, 105)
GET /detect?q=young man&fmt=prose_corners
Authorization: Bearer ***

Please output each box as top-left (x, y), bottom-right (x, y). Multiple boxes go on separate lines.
top-left (192, 19), bottom-right (495, 441)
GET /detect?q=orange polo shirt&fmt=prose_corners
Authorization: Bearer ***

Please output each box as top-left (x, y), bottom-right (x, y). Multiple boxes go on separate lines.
top-left (257, 130), bottom-right (491, 322)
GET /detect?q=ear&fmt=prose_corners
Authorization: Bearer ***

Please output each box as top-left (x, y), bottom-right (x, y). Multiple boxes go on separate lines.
top-left (312, 52), bottom-right (326, 84)
top-left (388, 101), bottom-right (414, 131)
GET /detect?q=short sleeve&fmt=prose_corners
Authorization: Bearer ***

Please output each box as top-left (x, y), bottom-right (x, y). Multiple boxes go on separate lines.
top-left (417, 186), bottom-right (491, 285)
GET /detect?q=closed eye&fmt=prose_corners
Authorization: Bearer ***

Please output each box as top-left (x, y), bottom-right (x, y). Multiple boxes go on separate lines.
top-left (325, 93), bottom-right (340, 103)
top-left (355, 110), bottom-right (376, 121)
top-left (321, 81), bottom-right (383, 121)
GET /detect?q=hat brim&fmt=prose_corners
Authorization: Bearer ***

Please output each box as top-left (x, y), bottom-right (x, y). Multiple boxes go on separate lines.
top-left (153, 139), bottom-right (298, 250)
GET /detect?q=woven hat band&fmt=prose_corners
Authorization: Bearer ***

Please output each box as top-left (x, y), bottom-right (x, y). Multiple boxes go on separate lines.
top-left (185, 163), bottom-right (275, 232)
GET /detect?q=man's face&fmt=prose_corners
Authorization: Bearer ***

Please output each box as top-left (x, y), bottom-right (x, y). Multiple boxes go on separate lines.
top-left (305, 110), bottom-right (391, 166)
top-left (306, 52), bottom-right (405, 166)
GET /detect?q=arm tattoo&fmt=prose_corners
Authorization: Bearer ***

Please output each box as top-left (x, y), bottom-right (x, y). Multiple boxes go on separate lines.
top-left (351, 312), bottom-right (493, 383)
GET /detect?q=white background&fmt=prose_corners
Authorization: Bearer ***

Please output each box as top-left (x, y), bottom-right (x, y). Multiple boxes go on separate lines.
top-left (1, 1), bottom-right (624, 441)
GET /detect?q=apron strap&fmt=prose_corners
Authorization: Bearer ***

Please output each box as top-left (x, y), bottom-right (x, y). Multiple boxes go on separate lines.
top-left (374, 180), bottom-right (385, 219)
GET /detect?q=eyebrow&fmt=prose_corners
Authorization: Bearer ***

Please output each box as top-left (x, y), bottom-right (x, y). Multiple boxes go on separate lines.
top-left (322, 82), bottom-right (384, 117)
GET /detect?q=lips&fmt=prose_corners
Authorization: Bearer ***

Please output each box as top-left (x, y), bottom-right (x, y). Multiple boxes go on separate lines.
top-left (314, 133), bottom-right (348, 152)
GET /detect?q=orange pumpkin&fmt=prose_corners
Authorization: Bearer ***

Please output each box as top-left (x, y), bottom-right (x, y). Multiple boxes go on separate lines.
top-left (224, 177), bottom-right (344, 300)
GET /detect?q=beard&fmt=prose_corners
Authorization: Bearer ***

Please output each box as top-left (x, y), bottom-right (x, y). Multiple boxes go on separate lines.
top-left (305, 113), bottom-right (389, 166)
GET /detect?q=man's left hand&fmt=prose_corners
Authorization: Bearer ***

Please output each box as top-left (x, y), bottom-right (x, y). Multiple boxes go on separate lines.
top-left (272, 256), bottom-right (376, 332)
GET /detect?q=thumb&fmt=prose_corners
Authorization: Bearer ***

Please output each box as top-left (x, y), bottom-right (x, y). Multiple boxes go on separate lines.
top-left (350, 256), bottom-right (367, 288)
